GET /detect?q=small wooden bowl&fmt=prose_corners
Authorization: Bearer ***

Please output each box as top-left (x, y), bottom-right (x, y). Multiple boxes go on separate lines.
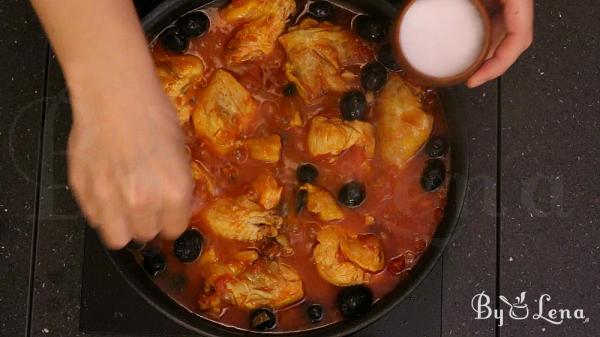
top-left (391, 0), bottom-right (492, 87)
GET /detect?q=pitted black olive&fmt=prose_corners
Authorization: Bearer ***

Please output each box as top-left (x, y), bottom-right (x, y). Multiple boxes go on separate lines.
top-left (355, 15), bottom-right (388, 42)
top-left (340, 91), bottom-right (367, 121)
top-left (174, 229), bottom-right (203, 263)
top-left (361, 62), bottom-right (388, 91)
top-left (426, 137), bottom-right (449, 158)
top-left (142, 248), bottom-right (166, 276)
top-left (377, 43), bottom-right (399, 71)
top-left (160, 27), bottom-right (189, 52)
top-left (336, 285), bottom-right (373, 318)
top-left (421, 159), bottom-right (446, 192)
top-left (297, 164), bottom-right (319, 184)
top-left (176, 12), bottom-right (210, 38)
top-left (283, 83), bottom-right (297, 96)
top-left (250, 308), bottom-right (277, 331)
top-left (309, 1), bottom-right (335, 20)
top-left (296, 189), bottom-right (308, 214)
top-left (307, 303), bottom-right (324, 323)
top-left (338, 181), bottom-right (366, 208)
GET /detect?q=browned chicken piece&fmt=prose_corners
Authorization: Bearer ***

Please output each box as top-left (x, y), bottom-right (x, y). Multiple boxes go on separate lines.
top-left (307, 116), bottom-right (375, 158)
top-left (339, 233), bottom-right (385, 272)
top-left (300, 184), bottom-right (344, 221)
top-left (221, 0), bottom-right (296, 66)
top-left (375, 75), bottom-right (434, 168)
top-left (202, 196), bottom-right (283, 242)
top-left (190, 161), bottom-right (216, 195)
top-left (251, 173), bottom-right (283, 209)
top-left (242, 134), bottom-right (282, 163)
top-left (279, 19), bottom-right (372, 102)
top-left (313, 227), bottom-right (385, 287)
top-left (193, 69), bottom-right (258, 153)
top-left (198, 249), bottom-right (304, 314)
top-left (155, 54), bottom-right (205, 124)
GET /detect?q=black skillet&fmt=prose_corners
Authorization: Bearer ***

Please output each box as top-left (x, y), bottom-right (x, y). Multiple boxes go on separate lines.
top-left (106, 0), bottom-right (469, 336)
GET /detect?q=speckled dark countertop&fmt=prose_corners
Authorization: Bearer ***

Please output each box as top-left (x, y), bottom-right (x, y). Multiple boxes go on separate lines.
top-left (0, 1), bottom-right (598, 337)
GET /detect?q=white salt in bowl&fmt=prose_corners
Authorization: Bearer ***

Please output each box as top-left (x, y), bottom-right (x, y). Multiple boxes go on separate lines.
top-left (392, 0), bottom-right (491, 87)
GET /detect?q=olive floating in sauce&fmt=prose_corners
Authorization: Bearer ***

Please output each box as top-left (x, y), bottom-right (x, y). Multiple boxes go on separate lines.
top-left (340, 91), bottom-right (367, 121)
top-left (283, 82), bottom-right (297, 96)
top-left (250, 308), bottom-right (277, 331)
top-left (426, 137), bottom-right (449, 158)
top-left (309, 1), bottom-right (335, 20)
top-left (338, 181), bottom-right (366, 208)
top-left (176, 12), bottom-right (210, 38)
top-left (377, 43), bottom-right (400, 71)
top-left (307, 303), bottom-right (324, 323)
top-left (421, 159), bottom-right (446, 192)
top-left (174, 229), bottom-right (203, 263)
top-left (142, 248), bottom-right (166, 276)
top-left (297, 164), bottom-right (319, 184)
top-left (361, 62), bottom-right (388, 91)
top-left (296, 189), bottom-right (308, 214)
top-left (160, 27), bottom-right (189, 52)
top-left (336, 285), bottom-right (374, 318)
top-left (355, 15), bottom-right (388, 42)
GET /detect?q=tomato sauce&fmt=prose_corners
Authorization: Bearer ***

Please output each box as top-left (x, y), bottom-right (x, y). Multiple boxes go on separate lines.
top-left (142, 1), bottom-right (450, 332)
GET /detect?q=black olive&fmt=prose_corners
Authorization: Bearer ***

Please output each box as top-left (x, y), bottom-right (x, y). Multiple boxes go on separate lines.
top-left (296, 189), bottom-right (308, 214)
top-left (361, 62), bottom-right (388, 91)
top-left (355, 15), bottom-right (388, 42)
top-left (338, 182), bottom-right (366, 208)
top-left (250, 308), bottom-right (277, 331)
top-left (307, 303), bottom-right (324, 323)
top-left (426, 137), bottom-right (449, 158)
top-left (309, 1), bottom-right (335, 20)
top-left (174, 229), bottom-right (202, 263)
top-left (336, 285), bottom-right (373, 318)
top-left (377, 43), bottom-right (399, 71)
top-left (340, 91), bottom-right (367, 121)
top-left (142, 249), bottom-right (166, 276)
top-left (160, 27), bottom-right (189, 52)
top-left (421, 159), bottom-right (446, 192)
top-left (125, 240), bottom-right (145, 250)
top-left (283, 83), bottom-right (297, 96)
top-left (297, 164), bottom-right (319, 184)
top-left (176, 12), bottom-right (210, 38)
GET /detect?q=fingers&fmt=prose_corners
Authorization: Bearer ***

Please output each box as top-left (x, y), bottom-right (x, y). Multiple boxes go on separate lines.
top-left (159, 172), bottom-right (194, 240)
top-left (467, 0), bottom-right (534, 87)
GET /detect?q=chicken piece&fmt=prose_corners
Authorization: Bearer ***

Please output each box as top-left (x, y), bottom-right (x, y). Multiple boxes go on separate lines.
top-left (190, 161), bottom-right (216, 196)
top-left (155, 54), bottom-right (205, 124)
top-left (193, 69), bottom-right (258, 153)
top-left (198, 251), bottom-right (304, 313)
top-left (251, 173), bottom-right (283, 209)
top-left (313, 227), bottom-right (368, 287)
top-left (313, 227), bottom-right (385, 286)
top-left (300, 184), bottom-right (344, 221)
top-left (339, 233), bottom-right (385, 272)
top-left (243, 134), bottom-right (282, 163)
top-left (279, 19), bottom-right (372, 102)
top-left (307, 116), bottom-right (375, 158)
top-left (375, 75), bottom-right (434, 168)
top-left (221, 0), bottom-right (296, 66)
top-left (203, 196), bottom-right (283, 242)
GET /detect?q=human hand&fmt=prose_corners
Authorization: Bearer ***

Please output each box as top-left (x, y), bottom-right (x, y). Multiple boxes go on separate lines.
top-left (67, 71), bottom-right (194, 249)
top-left (467, 0), bottom-right (534, 87)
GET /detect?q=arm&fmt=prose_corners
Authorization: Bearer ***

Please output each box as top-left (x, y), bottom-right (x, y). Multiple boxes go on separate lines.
top-left (31, 0), bottom-right (193, 248)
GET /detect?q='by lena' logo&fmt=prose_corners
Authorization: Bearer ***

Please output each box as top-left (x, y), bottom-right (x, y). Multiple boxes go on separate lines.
top-left (471, 291), bottom-right (588, 327)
